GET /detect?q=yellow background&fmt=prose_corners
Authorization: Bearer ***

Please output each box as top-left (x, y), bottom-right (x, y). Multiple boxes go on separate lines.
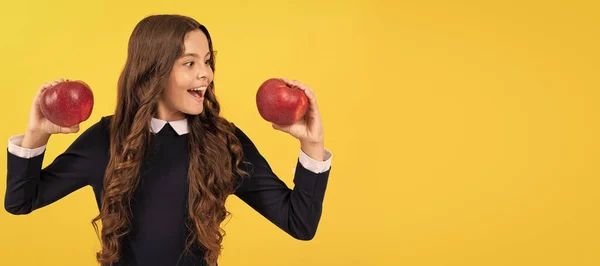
top-left (0, 0), bottom-right (598, 265)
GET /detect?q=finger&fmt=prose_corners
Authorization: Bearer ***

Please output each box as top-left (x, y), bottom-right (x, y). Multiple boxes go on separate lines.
top-left (271, 123), bottom-right (288, 132)
top-left (279, 78), bottom-right (317, 101)
top-left (39, 84), bottom-right (50, 92)
top-left (37, 83), bottom-right (54, 96)
top-left (284, 81), bottom-right (318, 108)
top-left (280, 77), bottom-right (296, 88)
top-left (288, 80), bottom-right (313, 94)
top-left (272, 123), bottom-right (283, 131)
top-left (302, 86), bottom-right (316, 99)
top-left (280, 78), bottom-right (303, 88)
top-left (304, 91), bottom-right (317, 107)
top-left (60, 124), bottom-right (80, 134)
top-left (300, 86), bottom-right (318, 108)
top-left (289, 80), bottom-right (303, 88)
top-left (39, 78), bottom-right (66, 92)
top-left (40, 82), bottom-right (54, 89)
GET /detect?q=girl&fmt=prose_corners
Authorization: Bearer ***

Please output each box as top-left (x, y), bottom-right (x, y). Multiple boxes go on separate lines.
top-left (5, 14), bottom-right (332, 266)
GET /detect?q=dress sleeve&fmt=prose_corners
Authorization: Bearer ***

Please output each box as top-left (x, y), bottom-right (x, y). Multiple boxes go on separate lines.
top-left (4, 117), bottom-right (109, 214)
top-left (233, 126), bottom-right (331, 240)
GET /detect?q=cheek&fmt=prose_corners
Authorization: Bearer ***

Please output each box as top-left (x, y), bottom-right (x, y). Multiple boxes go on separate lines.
top-left (173, 71), bottom-right (194, 86)
top-left (167, 72), bottom-right (194, 95)
top-left (183, 71), bottom-right (194, 81)
top-left (166, 86), bottom-right (180, 100)
top-left (165, 77), bottom-right (185, 101)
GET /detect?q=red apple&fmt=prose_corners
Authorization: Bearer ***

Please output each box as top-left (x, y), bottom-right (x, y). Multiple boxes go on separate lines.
top-left (40, 80), bottom-right (94, 127)
top-left (256, 78), bottom-right (308, 126)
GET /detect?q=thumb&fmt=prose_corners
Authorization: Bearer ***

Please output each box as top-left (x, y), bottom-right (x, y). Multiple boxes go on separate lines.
top-left (271, 123), bottom-right (288, 132)
top-left (60, 124), bottom-right (80, 134)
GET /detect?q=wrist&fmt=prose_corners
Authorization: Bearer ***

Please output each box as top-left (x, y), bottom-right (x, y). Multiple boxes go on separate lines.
top-left (22, 129), bottom-right (51, 149)
top-left (26, 127), bottom-right (50, 138)
top-left (300, 140), bottom-right (325, 162)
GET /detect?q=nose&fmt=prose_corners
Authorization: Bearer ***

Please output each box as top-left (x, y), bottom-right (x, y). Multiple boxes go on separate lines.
top-left (197, 64), bottom-right (211, 80)
top-left (197, 70), bottom-right (206, 80)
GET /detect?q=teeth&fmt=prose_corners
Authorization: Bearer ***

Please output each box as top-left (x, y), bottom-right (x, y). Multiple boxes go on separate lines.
top-left (190, 86), bottom-right (207, 91)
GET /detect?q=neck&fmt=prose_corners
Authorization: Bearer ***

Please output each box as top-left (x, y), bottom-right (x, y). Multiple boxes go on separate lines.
top-left (157, 113), bottom-right (186, 121)
top-left (157, 102), bottom-right (185, 121)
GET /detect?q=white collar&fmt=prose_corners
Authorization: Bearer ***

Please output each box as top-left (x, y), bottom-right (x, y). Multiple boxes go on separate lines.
top-left (150, 117), bottom-right (189, 135)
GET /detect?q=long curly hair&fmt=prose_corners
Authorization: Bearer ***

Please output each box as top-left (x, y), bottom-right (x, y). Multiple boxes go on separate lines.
top-left (91, 14), bottom-right (247, 266)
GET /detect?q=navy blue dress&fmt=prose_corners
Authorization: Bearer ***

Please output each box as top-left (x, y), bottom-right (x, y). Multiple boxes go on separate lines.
top-left (5, 116), bottom-right (330, 265)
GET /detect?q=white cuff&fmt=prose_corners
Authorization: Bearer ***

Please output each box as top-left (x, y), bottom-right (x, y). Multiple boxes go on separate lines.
top-left (7, 134), bottom-right (47, 159)
top-left (296, 148), bottom-right (333, 174)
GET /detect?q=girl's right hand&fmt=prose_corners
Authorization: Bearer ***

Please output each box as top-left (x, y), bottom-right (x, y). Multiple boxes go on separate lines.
top-left (27, 78), bottom-right (81, 136)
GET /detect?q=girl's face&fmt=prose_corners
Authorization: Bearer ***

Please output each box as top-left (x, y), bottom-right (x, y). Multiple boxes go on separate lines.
top-left (157, 29), bottom-right (214, 121)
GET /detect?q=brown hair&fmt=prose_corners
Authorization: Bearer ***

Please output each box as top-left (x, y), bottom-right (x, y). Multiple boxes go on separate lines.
top-left (91, 14), bottom-right (247, 266)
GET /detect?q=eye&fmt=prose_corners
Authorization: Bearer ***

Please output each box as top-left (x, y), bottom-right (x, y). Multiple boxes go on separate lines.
top-left (184, 61), bottom-right (195, 67)
top-left (205, 58), bottom-right (213, 65)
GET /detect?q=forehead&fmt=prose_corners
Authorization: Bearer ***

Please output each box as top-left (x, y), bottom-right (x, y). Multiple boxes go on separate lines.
top-left (183, 29), bottom-right (210, 53)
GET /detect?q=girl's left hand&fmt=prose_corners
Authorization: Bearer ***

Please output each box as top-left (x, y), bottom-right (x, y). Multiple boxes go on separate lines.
top-left (271, 78), bottom-right (324, 145)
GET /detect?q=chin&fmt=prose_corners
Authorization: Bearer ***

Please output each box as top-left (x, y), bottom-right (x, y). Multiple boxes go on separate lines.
top-left (183, 107), bottom-right (204, 116)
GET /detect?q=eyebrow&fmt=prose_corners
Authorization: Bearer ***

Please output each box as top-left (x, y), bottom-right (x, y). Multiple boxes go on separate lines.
top-left (181, 51), bottom-right (212, 58)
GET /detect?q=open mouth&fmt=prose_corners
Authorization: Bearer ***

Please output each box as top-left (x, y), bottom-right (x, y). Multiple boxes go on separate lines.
top-left (187, 87), bottom-right (206, 100)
